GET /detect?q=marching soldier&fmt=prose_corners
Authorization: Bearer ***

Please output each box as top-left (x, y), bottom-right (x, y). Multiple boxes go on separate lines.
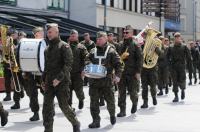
top-left (0, 102), bottom-right (8, 126)
top-left (117, 25), bottom-right (143, 116)
top-left (141, 30), bottom-right (163, 109)
top-left (2, 29), bottom-right (18, 101)
top-left (157, 37), bottom-right (170, 96)
top-left (42, 23), bottom-right (80, 132)
top-left (87, 31), bottom-right (122, 128)
top-left (81, 33), bottom-right (95, 86)
top-left (81, 33), bottom-right (95, 53)
top-left (68, 29), bottom-right (87, 109)
top-left (25, 27), bottom-right (45, 121)
top-left (167, 32), bottom-right (192, 102)
top-left (188, 41), bottom-right (200, 85)
top-left (3, 29), bottom-right (24, 110)
top-left (108, 33), bottom-right (121, 54)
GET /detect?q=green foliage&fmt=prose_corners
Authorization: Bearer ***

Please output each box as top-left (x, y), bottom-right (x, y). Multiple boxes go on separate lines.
top-left (0, 64), bottom-right (4, 77)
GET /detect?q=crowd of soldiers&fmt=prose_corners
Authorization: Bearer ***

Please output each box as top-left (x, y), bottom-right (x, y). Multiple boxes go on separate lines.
top-left (0, 23), bottom-right (200, 132)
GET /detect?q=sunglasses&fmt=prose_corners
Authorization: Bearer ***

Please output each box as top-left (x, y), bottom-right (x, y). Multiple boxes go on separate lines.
top-left (123, 32), bottom-right (130, 34)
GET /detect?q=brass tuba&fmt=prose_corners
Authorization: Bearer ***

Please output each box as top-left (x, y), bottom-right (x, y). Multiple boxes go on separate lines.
top-left (0, 25), bottom-right (9, 63)
top-left (143, 28), bottom-right (162, 69)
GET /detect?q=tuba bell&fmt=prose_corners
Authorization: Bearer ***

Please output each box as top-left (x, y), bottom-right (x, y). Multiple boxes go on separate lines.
top-left (143, 28), bottom-right (162, 69)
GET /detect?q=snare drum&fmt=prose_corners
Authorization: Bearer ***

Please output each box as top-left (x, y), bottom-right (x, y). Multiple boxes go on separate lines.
top-left (18, 38), bottom-right (46, 73)
top-left (84, 64), bottom-right (107, 79)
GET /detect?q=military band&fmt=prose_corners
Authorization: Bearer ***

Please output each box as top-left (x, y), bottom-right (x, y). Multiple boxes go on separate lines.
top-left (0, 21), bottom-right (199, 132)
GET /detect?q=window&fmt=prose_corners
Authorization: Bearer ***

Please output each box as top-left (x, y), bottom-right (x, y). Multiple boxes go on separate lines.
top-left (135, 0), bottom-right (137, 12)
top-left (48, 0), bottom-right (65, 10)
top-left (110, 0), bottom-right (114, 7)
top-left (102, 0), bottom-right (105, 5)
top-left (129, 0), bottom-right (132, 11)
top-left (0, 0), bottom-right (16, 6)
top-left (123, 0), bottom-right (126, 10)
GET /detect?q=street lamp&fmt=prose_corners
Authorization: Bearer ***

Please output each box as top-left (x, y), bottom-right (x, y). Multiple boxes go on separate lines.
top-left (104, 0), bottom-right (107, 31)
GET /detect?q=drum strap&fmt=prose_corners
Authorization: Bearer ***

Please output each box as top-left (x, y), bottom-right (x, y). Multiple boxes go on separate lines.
top-left (94, 45), bottom-right (111, 65)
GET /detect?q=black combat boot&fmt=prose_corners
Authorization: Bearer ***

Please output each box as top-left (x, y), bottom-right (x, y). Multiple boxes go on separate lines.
top-left (194, 78), bottom-right (197, 84)
top-left (172, 92), bottom-right (179, 102)
top-left (110, 116), bottom-right (116, 125)
top-left (44, 128), bottom-right (53, 132)
top-left (99, 98), bottom-right (105, 106)
top-left (30, 112), bottom-right (40, 121)
top-left (117, 107), bottom-right (126, 117)
top-left (88, 121), bottom-right (100, 128)
top-left (152, 97), bottom-right (157, 105)
top-left (20, 90), bottom-right (25, 98)
top-left (0, 110), bottom-right (8, 126)
top-left (131, 104), bottom-right (137, 114)
top-left (157, 90), bottom-right (163, 96)
top-left (78, 100), bottom-right (84, 109)
top-left (165, 86), bottom-right (169, 94)
top-left (181, 90), bottom-right (185, 100)
top-left (11, 102), bottom-right (20, 109)
top-left (73, 122), bottom-right (80, 132)
top-left (188, 80), bottom-right (192, 85)
top-left (141, 100), bottom-right (148, 109)
top-left (3, 93), bottom-right (11, 101)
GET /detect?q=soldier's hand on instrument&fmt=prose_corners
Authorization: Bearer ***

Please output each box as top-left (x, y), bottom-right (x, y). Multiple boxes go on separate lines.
top-left (114, 76), bottom-right (120, 83)
top-left (53, 79), bottom-right (60, 87)
top-left (135, 73), bottom-right (141, 80)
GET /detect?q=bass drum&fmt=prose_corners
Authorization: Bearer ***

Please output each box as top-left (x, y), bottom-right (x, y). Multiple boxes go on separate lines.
top-left (18, 38), bottom-right (46, 73)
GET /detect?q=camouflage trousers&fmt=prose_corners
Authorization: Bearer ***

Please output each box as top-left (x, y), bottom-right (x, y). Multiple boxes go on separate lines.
top-left (42, 81), bottom-right (79, 132)
top-left (141, 68), bottom-right (157, 100)
top-left (118, 74), bottom-right (140, 109)
top-left (89, 77), bottom-right (115, 122)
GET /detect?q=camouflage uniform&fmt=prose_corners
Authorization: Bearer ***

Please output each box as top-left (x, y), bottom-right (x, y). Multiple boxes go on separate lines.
top-left (167, 42), bottom-right (192, 102)
top-left (141, 47), bottom-right (163, 108)
top-left (42, 36), bottom-right (80, 132)
top-left (69, 41), bottom-right (88, 109)
top-left (188, 46), bottom-right (200, 84)
top-left (87, 41), bottom-right (122, 127)
top-left (117, 38), bottom-right (143, 116)
top-left (157, 45), bottom-right (169, 95)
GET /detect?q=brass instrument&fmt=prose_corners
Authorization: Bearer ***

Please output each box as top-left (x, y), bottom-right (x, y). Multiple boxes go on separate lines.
top-left (1, 25), bottom-right (21, 92)
top-left (120, 48), bottom-right (129, 61)
top-left (8, 36), bottom-right (21, 93)
top-left (143, 28), bottom-right (162, 69)
top-left (0, 25), bottom-right (9, 63)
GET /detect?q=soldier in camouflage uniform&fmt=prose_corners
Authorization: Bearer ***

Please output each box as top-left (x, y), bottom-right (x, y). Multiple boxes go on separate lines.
top-left (42, 23), bottom-right (80, 132)
top-left (188, 41), bottom-right (200, 85)
top-left (157, 37), bottom-right (170, 96)
top-left (87, 31), bottom-right (122, 128)
top-left (117, 25), bottom-right (143, 117)
top-left (167, 32), bottom-right (192, 102)
top-left (24, 27), bottom-right (45, 121)
top-left (81, 33), bottom-right (95, 86)
top-left (68, 30), bottom-right (88, 109)
top-left (0, 102), bottom-right (8, 126)
top-left (141, 33), bottom-right (164, 109)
